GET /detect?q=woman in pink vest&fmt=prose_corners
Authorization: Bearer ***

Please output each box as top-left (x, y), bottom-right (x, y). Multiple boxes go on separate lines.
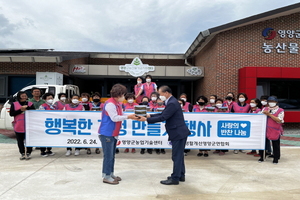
top-left (64, 94), bottom-right (85, 156)
top-left (98, 84), bottom-right (137, 184)
top-left (138, 75), bottom-right (157, 99)
top-left (179, 93), bottom-right (193, 112)
top-left (259, 96), bottom-right (284, 164)
top-left (247, 98), bottom-right (262, 156)
top-left (260, 95), bottom-right (272, 155)
top-left (123, 93), bottom-right (138, 154)
top-left (38, 93), bottom-right (57, 157)
top-left (192, 96), bottom-right (209, 157)
top-left (10, 91), bottom-right (35, 160)
top-left (54, 93), bottom-right (67, 110)
top-left (80, 92), bottom-right (93, 111)
top-left (149, 92), bottom-right (160, 112)
top-left (207, 95), bottom-right (217, 107)
top-left (223, 92), bottom-right (236, 111)
top-left (193, 95), bottom-right (208, 112)
top-left (134, 77), bottom-right (144, 104)
top-left (232, 93), bottom-right (251, 154)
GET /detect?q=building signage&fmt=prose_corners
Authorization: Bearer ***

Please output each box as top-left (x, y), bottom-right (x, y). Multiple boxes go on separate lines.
top-left (262, 27), bottom-right (300, 54)
top-left (119, 57), bottom-right (155, 77)
top-left (187, 66), bottom-right (203, 76)
top-left (72, 65), bottom-right (86, 73)
top-left (25, 111), bottom-right (266, 149)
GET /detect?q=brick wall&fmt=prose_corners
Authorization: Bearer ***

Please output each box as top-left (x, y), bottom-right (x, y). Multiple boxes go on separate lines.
top-left (194, 12), bottom-right (300, 100)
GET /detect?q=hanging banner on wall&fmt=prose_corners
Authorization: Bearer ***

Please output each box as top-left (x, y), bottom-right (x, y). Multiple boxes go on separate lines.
top-left (25, 111), bottom-right (266, 149)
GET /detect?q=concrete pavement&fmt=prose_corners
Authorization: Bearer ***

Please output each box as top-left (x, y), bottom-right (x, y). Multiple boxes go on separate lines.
top-left (1, 142), bottom-right (300, 200)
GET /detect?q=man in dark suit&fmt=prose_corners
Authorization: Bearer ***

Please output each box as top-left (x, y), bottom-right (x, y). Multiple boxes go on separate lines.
top-left (137, 85), bottom-right (191, 185)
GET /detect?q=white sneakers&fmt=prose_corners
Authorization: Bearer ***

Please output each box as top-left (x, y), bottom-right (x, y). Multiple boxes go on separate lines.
top-left (74, 150), bottom-right (80, 156)
top-left (65, 150), bottom-right (72, 156)
top-left (234, 150), bottom-right (246, 154)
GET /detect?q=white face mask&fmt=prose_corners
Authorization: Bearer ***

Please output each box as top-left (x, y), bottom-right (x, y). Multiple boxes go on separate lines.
top-left (180, 104), bottom-right (183, 107)
top-left (181, 98), bottom-right (187, 102)
top-left (250, 103), bottom-right (257, 108)
top-left (216, 103), bottom-right (222, 108)
top-left (268, 102), bottom-right (277, 108)
top-left (210, 99), bottom-right (215, 104)
top-left (72, 99), bottom-right (79, 104)
top-left (128, 99), bottom-right (134, 103)
top-left (47, 99), bottom-right (54, 104)
top-left (261, 101), bottom-right (267, 106)
top-left (118, 96), bottom-right (125, 102)
top-left (146, 79), bottom-right (151, 83)
top-left (151, 97), bottom-right (157, 101)
top-left (82, 98), bottom-right (88, 102)
top-left (60, 97), bottom-right (66, 102)
top-left (239, 98), bottom-right (245, 102)
top-left (137, 81), bottom-right (142, 84)
top-left (159, 95), bottom-right (166, 101)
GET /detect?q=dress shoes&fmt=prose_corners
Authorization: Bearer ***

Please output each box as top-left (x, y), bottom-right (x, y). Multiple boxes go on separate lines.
top-left (167, 176), bottom-right (185, 182)
top-left (103, 178), bottom-right (119, 185)
top-left (160, 179), bottom-right (179, 185)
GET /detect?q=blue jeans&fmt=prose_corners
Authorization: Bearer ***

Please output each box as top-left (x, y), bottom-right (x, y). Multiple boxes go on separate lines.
top-left (99, 135), bottom-right (117, 176)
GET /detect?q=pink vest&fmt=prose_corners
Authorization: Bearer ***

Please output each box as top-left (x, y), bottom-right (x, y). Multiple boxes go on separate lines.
top-left (248, 108), bottom-right (261, 113)
top-left (182, 102), bottom-right (190, 112)
top-left (143, 82), bottom-right (156, 98)
top-left (55, 101), bottom-right (65, 110)
top-left (193, 105), bottom-right (208, 112)
top-left (134, 84), bottom-right (143, 103)
top-left (266, 108), bottom-right (284, 140)
top-left (64, 104), bottom-right (84, 110)
top-left (149, 101), bottom-right (159, 111)
top-left (232, 103), bottom-right (250, 113)
top-left (223, 101), bottom-right (235, 111)
top-left (124, 102), bottom-right (138, 110)
top-left (12, 101), bottom-right (33, 133)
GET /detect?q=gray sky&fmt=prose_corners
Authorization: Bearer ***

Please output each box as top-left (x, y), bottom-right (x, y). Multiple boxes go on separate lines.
top-left (0, 0), bottom-right (299, 53)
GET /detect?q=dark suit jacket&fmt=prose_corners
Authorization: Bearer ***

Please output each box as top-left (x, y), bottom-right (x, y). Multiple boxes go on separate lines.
top-left (147, 95), bottom-right (191, 141)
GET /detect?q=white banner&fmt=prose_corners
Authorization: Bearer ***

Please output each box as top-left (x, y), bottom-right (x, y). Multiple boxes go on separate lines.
top-left (25, 111), bottom-right (267, 150)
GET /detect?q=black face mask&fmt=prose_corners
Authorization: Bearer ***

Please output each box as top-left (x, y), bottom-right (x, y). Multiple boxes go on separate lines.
top-left (93, 99), bottom-right (100, 103)
top-left (142, 101), bottom-right (148, 105)
top-left (198, 102), bottom-right (205, 106)
top-left (226, 96), bottom-right (233, 100)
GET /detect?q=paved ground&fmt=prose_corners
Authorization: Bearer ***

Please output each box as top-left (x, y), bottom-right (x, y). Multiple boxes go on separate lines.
top-left (1, 129), bottom-right (300, 200)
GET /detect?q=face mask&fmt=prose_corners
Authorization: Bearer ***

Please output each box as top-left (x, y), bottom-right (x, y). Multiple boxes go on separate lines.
top-left (268, 102), bottom-right (277, 108)
top-left (197, 102), bottom-right (205, 106)
top-left (239, 98), bottom-right (245, 102)
top-left (151, 97), bottom-right (157, 101)
top-left (159, 95), bottom-right (166, 101)
top-left (226, 96), bottom-right (233, 100)
top-left (146, 79), bottom-right (151, 83)
top-left (47, 99), bottom-right (54, 104)
top-left (60, 97), bottom-right (66, 102)
top-left (180, 104), bottom-right (183, 107)
top-left (216, 103), bottom-right (222, 108)
top-left (82, 98), bottom-right (88, 102)
top-left (181, 98), bottom-right (187, 102)
top-left (128, 99), bottom-right (134, 103)
top-left (93, 99), bottom-right (100, 103)
top-left (158, 102), bottom-right (163, 106)
top-left (118, 96), bottom-right (125, 102)
top-left (250, 103), bottom-right (257, 108)
top-left (261, 101), bottom-right (267, 106)
top-left (142, 101), bottom-right (148, 105)
top-left (137, 81), bottom-right (142, 84)
top-left (72, 99), bottom-right (79, 104)
top-left (210, 99), bottom-right (215, 104)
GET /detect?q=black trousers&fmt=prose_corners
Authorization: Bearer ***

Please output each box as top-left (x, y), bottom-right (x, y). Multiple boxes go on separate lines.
top-left (41, 147), bottom-right (52, 152)
top-left (15, 132), bottom-right (32, 154)
top-left (260, 138), bottom-right (280, 159)
top-left (171, 137), bottom-right (187, 181)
